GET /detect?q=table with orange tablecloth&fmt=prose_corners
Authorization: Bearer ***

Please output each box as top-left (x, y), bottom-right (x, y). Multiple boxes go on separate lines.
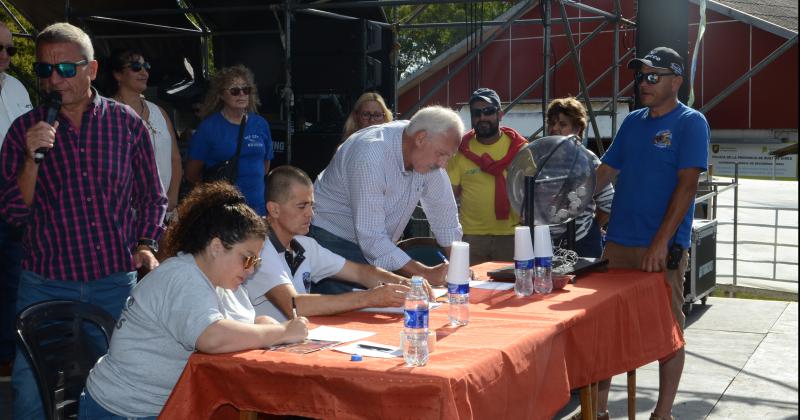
top-left (160, 266), bottom-right (683, 420)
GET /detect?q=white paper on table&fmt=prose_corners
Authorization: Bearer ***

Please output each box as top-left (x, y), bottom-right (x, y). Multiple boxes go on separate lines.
top-left (306, 325), bottom-right (375, 343)
top-left (359, 302), bottom-right (442, 314)
top-left (332, 340), bottom-right (402, 359)
top-left (469, 280), bottom-right (515, 291)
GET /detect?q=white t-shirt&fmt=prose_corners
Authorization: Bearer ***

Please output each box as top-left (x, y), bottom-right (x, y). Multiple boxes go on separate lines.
top-left (85, 253), bottom-right (254, 417)
top-left (244, 234), bottom-right (345, 321)
top-left (0, 73), bottom-right (33, 146)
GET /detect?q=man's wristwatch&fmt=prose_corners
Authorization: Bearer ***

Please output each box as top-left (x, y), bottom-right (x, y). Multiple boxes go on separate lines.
top-left (136, 238), bottom-right (159, 254)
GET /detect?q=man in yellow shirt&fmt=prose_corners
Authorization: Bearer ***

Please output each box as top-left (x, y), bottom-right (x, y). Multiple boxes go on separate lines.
top-left (447, 88), bottom-right (527, 264)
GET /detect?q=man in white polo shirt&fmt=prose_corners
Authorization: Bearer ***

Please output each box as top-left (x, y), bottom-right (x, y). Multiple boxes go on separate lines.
top-left (244, 165), bottom-right (431, 321)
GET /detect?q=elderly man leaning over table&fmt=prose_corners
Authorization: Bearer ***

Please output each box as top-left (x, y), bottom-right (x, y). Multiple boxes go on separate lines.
top-left (307, 105), bottom-right (465, 295)
top-left (216, 165), bottom-right (434, 322)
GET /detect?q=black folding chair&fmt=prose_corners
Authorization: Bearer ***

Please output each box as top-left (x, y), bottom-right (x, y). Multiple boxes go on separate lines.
top-left (15, 300), bottom-right (116, 420)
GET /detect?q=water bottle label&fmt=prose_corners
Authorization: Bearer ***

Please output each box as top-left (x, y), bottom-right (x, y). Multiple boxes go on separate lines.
top-left (534, 257), bottom-right (552, 268)
top-left (447, 283), bottom-right (469, 294)
top-left (404, 309), bottom-right (429, 328)
top-left (515, 259), bottom-right (534, 269)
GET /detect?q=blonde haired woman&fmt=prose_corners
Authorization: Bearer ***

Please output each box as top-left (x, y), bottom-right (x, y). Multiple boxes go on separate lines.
top-left (186, 65), bottom-right (273, 216)
top-left (342, 91), bottom-right (393, 141)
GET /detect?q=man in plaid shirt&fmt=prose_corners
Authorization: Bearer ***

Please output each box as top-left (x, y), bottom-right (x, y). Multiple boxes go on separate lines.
top-left (0, 22), bottom-right (166, 419)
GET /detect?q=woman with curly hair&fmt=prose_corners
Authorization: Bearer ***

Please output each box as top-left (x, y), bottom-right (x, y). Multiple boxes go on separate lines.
top-left (80, 182), bottom-right (307, 419)
top-left (186, 65), bottom-right (274, 216)
top-left (342, 91), bottom-right (393, 141)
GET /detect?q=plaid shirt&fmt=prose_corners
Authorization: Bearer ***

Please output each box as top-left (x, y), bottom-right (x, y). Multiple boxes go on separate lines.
top-left (0, 91), bottom-right (167, 281)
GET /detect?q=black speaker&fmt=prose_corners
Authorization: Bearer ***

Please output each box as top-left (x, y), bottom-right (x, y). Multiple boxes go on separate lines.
top-left (292, 54), bottom-right (381, 93)
top-left (635, 0), bottom-right (689, 105)
top-left (292, 18), bottom-right (382, 55)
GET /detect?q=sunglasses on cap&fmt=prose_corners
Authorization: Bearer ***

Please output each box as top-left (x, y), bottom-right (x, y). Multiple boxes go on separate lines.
top-left (470, 105), bottom-right (499, 118)
top-left (634, 71), bottom-right (674, 85)
top-left (242, 254), bottom-right (262, 270)
top-left (33, 59), bottom-right (89, 79)
top-left (227, 86), bottom-right (252, 96)
top-left (359, 111), bottom-right (384, 121)
top-left (0, 45), bottom-right (17, 56)
top-left (126, 61), bottom-right (151, 72)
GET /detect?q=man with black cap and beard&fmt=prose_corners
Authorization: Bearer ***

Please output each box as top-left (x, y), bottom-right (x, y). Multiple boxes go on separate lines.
top-left (447, 88), bottom-right (528, 264)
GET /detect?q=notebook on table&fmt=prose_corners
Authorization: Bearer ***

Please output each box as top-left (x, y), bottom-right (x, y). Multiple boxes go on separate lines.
top-left (486, 257), bottom-right (608, 282)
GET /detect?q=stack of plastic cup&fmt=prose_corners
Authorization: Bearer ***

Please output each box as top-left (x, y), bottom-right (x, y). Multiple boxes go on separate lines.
top-left (447, 241), bottom-right (470, 326)
top-left (513, 226), bottom-right (535, 297)
top-left (533, 225), bottom-right (554, 294)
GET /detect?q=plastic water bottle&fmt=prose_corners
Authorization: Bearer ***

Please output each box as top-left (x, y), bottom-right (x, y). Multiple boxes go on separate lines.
top-left (514, 259), bottom-right (534, 297)
top-left (533, 256), bottom-right (553, 294)
top-left (403, 276), bottom-right (429, 366)
top-left (447, 282), bottom-right (469, 326)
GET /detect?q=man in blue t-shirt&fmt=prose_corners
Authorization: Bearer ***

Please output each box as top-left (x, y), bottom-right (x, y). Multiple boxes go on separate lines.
top-left (592, 47), bottom-right (710, 420)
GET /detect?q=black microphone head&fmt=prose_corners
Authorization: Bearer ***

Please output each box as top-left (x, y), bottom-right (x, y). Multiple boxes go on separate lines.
top-left (46, 91), bottom-right (62, 108)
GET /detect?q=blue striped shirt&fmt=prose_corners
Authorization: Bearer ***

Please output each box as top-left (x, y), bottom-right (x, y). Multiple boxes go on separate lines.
top-left (0, 92), bottom-right (167, 281)
top-left (312, 121), bottom-right (462, 270)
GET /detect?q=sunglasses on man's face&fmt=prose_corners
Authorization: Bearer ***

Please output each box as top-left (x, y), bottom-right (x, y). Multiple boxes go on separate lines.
top-left (33, 59), bottom-right (89, 79)
top-left (634, 71), bottom-right (674, 85)
top-left (470, 105), bottom-right (499, 118)
top-left (127, 61), bottom-right (151, 72)
top-left (242, 254), bottom-right (262, 270)
top-left (0, 45), bottom-right (17, 56)
top-left (227, 86), bottom-right (252, 96)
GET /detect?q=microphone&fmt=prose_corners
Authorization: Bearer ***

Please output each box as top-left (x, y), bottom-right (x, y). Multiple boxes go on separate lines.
top-left (34, 91), bottom-right (62, 164)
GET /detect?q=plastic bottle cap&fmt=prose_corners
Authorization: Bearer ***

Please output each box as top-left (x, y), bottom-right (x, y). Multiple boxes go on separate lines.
top-left (350, 354), bottom-right (363, 362)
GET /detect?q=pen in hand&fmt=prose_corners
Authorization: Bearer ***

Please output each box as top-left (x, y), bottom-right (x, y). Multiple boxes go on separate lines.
top-left (291, 297), bottom-right (298, 319)
top-left (436, 251), bottom-right (449, 264)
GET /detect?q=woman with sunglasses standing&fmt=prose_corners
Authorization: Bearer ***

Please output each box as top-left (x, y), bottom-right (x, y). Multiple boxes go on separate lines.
top-left (186, 65), bottom-right (273, 216)
top-left (341, 91), bottom-right (393, 141)
top-left (79, 181), bottom-right (308, 419)
top-left (109, 49), bottom-right (182, 219)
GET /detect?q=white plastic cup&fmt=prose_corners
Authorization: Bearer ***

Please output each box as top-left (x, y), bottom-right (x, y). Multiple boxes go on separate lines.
top-left (446, 241), bottom-right (471, 284)
top-left (514, 226), bottom-right (535, 261)
top-left (533, 225), bottom-right (554, 257)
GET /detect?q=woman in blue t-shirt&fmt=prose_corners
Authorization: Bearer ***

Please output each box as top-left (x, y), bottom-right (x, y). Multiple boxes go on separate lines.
top-left (186, 65), bottom-right (273, 215)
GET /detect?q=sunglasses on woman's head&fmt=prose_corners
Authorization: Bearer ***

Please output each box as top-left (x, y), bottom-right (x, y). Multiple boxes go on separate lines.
top-left (242, 254), bottom-right (262, 270)
top-left (634, 71), bottom-right (674, 85)
top-left (126, 61), bottom-right (151, 72)
top-left (227, 86), bottom-right (252, 96)
top-left (470, 105), bottom-right (499, 118)
top-left (0, 45), bottom-right (17, 56)
top-left (33, 59), bottom-right (89, 79)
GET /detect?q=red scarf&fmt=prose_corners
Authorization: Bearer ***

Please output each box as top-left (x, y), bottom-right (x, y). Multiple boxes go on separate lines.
top-left (458, 126), bottom-right (528, 220)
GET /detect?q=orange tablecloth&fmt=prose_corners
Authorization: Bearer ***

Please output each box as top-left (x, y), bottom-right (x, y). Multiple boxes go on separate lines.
top-left (160, 266), bottom-right (683, 420)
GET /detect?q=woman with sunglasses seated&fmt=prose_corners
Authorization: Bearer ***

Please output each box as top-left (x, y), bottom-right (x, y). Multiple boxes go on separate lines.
top-left (79, 181), bottom-right (308, 419)
top-left (108, 49), bottom-right (182, 220)
top-left (342, 91), bottom-right (393, 141)
top-left (185, 65), bottom-right (274, 216)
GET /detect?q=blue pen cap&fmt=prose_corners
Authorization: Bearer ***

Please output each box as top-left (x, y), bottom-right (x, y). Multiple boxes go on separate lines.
top-left (350, 354), bottom-right (363, 362)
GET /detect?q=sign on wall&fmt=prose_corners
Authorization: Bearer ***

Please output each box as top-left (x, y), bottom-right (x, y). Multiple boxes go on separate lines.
top-left (709, 143), bottom-right (798, 180)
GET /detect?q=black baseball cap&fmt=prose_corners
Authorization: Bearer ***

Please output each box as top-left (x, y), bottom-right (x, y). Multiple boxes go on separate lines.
top-left (469, 87), bottom-right (501, 107)
top-left (628, 47), bottom-right (685, 76)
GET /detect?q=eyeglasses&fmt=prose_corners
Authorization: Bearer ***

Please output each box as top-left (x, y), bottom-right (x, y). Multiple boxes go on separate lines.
top-left (242, 254), bottom-right (262, 270)
top-left (359, 111), bottom-right (385, 121)
top-left (470, 105), bottom-right (499, 118)
top-left (126, 61), bottom-right (151, 72)
top-left (227, 86), bottom-right (252, 96)
top-left (0, 45), bottom-right (17, 56)
top-left (33, 59), bottom-right (89, 79)
top-left (634, 71), bottom-right (674, 85)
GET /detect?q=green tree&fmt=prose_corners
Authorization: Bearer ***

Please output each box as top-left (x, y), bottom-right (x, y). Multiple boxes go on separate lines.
top-left (388, 2), bottom-right (512, 79)
top-left (3, 4), bottom-right (38, 104)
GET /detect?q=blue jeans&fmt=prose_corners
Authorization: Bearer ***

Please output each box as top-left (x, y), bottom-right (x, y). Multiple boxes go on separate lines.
top-left (79, 388), bottom-right (157, 420)
top-left (12, 270), bottom-right (136, 420)
top-left (0, 218), bottom-right (23, 362)
top-left (308, 225), bottom-right (368, 295)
